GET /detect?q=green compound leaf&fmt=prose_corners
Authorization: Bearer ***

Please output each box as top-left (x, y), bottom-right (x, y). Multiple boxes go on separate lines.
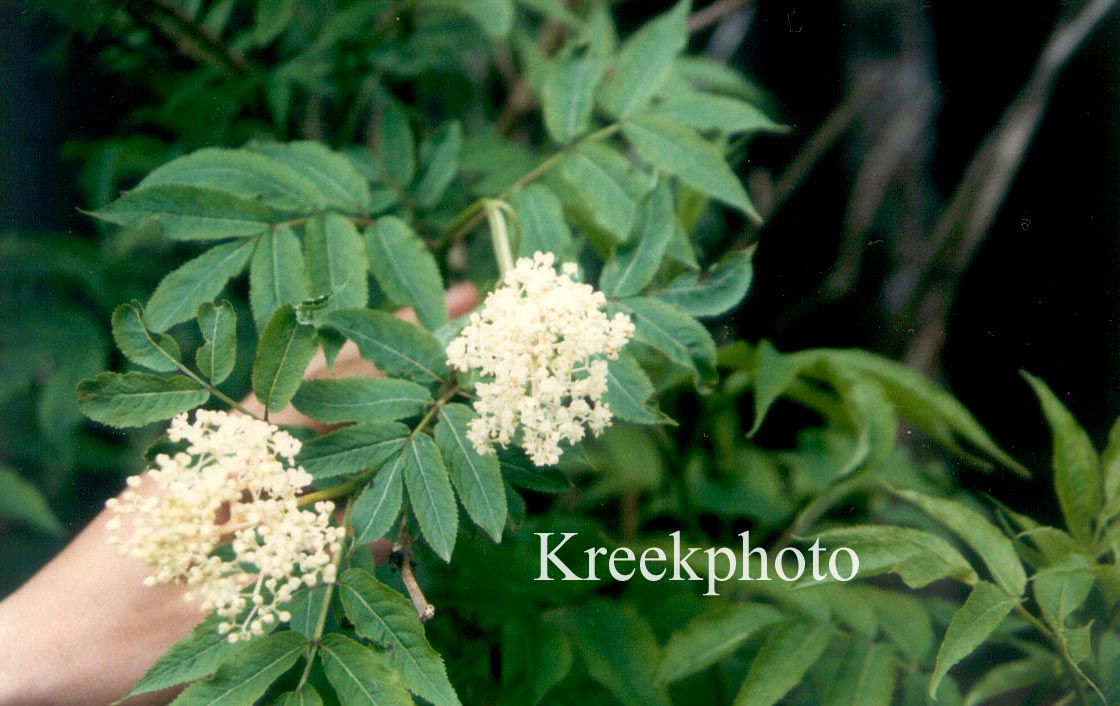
top-left (91, 184), bottom-right (273, 240)
top-left (323, 309), bottom-right (450, 384)
top-left (351, 451), bottom-right (406, 544)
top-left (812, 525), bottom-right (978, 589)
top-left (273, 684), bottom-right (324, 706)
top-left (597, 0), bottom-right (688, 118)
top-left (77, 372), bottom-right (209, 428)
top-left (305, 213), bottom-right (369, 313)
top-left (112, 300), bottom-right (181, 373)
top-left (929, 582), bottom-right (1018, 699)
top-left (146, 239), bottom-right (255, 332)
top-left (509, 184), bottom-right (574, 259)
top-left (365, 217), bottom-right (447, 331)
top-left (251, 141), bottom-right (371, 214)
top-left (377, 97), bottom-right (416, 187)
top-left (422, 0), bottom-right (513, 36)
top-left (252, 305), bottom-right (318, 414)
top-left (500, 617), bottom-right (572, 706)
top-left (297, 421), bottom-right (410, 480)
top-left (822, 640), bottom-right (897, 706)
top-left (413, 122), bottom-right (463, 207)
top-left (656, 603), bottom-right (783, 685)
top-left (169, 630), bottom-right (304, 706)
top-left (622, 115), bottom-right (758, 220)
top-left (339, 569), bottom-right (462, 706)
top-left (732, 620), bottom-right (832, 706)
top-left (435, 403), bottom-right (506, 541)
top-left (566, 600), bottom-right (670, 706)
top-left (292, 377), bottom-right (432, 424)
top-left (600, 180), bottom-right (675, 299)
top-left (402, 433), bottom-right (458, 561)
top-left (196, 301), bottom-right (237, 385)
top-left (603, 354), bottom-right (665, 425)
top-left (1022, 371), bottom-right (1102, 545)
top-left (138, 147), bottom-right (326, 212)
top-left (250, 225), bottom-right (310, 331)
top-left (616, 296), bottom-right (717, 387)
top-left (319, 633), bottom-right (414, 706)
top-left (891, 487), bottom-right (1027, 597)
top-left (129, 615), bottom-right (247, 696)
top-left (0, 466), bottom-right (64, 536)
top-left (653, 247), bottom-right (754, 318)
top-left (541, 54), bottom-right (605, 143)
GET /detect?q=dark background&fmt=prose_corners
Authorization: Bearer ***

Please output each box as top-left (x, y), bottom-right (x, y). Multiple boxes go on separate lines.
top-left (2, 0), bottom-right (1117, 567)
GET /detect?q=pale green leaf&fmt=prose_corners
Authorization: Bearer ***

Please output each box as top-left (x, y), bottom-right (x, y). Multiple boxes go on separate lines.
top-left (251, 141), bottom-right (371, 214)
top-left (622, 115), bottom-right (757, 219)
top-left (0, 466), bottom-right (64, 536)
top-left (351, 451), bottom-right (406, 544)
top-left (318, 634), bottom-right (414, 706)
top-left (656, 603), bottom-right (783, 685)
top-left (557, 149), bottom-right (636, 241)
top-left (413, 122), bottom-right (462, 207)
top-left (616, 296), bottom-right (716, 385)
top-left (274, 684), bottom-right (324, 706)
top-left (1023, 372), bottom-right (1102, 544)
top-left (1102, 416), bottom-right (1120, 515)
top-left (962, 656), bottom-right (1055, 706)
top-left (892, 488), bottom-right (1027, 597)
top-left (600, 180), bottom-right (675, 298)
top-left (509, 184), bottom-right (573, 259)
top-left (651, 93), bottom-right (783, 136)
top-left (339, 569), bottom-right (462, 706)
top-left (170, 631), bottom-right (304, 706)
top-left (138, 148), bottom-right (323, 212)
top-left (250, 225), bottom-right (309, 330)
top-left (542, 54), bottom-right (605, 143)
top-left (292, 377), bottom-right (431, 424)
top-left (305, 213), bottom-right (369, 312)
top-left (365, 217), bottom-right (446, 330)
top-left (402, 433), bottom-right (458, 561)
top-left (323, 309), bottom-right (449, 384)
top-left (1033, 557), bottom-right (1094, 629)
top-left (929, 582), bottom-right (1017, 698)
top-left (130, 615), bottom-right (246, 695)
top-left (603, 354), bottom-right (665, 425)
top-left (195, 301), bottom-right (237, 385)
top-left (748, 340), bottom-right (798, 436)
top-left (287, 586), bottom-right (330, 641)
top-left (91, 185), bottom-right (273, 241)
top-left (146, 239), bottom-right (255, 332)
top-left (810, 526), bottom-right (977, 589)
top-left (653, 247), bottom-right (754, 318)
top-left (732, 620), bottom-right (832, 706)
top-left (435, 403), bottom-right (506, 541)
top-left (297, 422), bottom-right (410, 479)
top-left (77, 372), bottom-right (209, 428)
top-left (597, 1), bottom-right (688, 118)
top-left (252, 305), bottom-right (317, 414)
top-left (112, 300), bottom-right (181, 372)
top-left (861, 587), bottom-right (935, 664)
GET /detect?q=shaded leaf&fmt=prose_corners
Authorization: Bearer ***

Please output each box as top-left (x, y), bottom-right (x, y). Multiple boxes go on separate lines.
top-left (0, 466), bottom-right (64, 536)
top-left (541, 54), bottom-right (605, 143)
top-left (112, 300), bottom-right (181, 372)
top-left (77, 372), bottom-right (209, 428)
top-left (603, 354), bottom-right (665, 425)
top-left (292, 377), bottom-right (431, 424)
top-left (500, 618), bottom-right (571, 706)
top-left (196, 301), bottom-right (237, 385)
top-left (252, 305), bottom-right (318, 414)
top-left (323, 309), bottom-right (449, 384)
top-left (250, 225), bottom-right (309, 330)
top-left (656, 603), bottom-right (783, 685)
top-left (252, 141), bottom-right (371, 214)
top-left (435, 403), bottom-right (506, 541)
top-left (653, 248), bottom-right (754, 318)
top-left (91, 185), bottom-right (273, 241)
top-left (598, 1), bottom-right (688, 118)
top-left (733, 620), bottom-right (832, 706)
top-left (812, 526), bottom-right (977, 589)
top-left (305, 213), bottom-right (369, 312)
top-left (413, 122), bottom-right (462, 207)
top-left (567, 601), bottom-right (670, 706)
top-left (351, 452), bottom-right (406, 544)
top-left (616, 297), bottom-right (716, 386)
top-left (509, 184), bottom-right (573, 259)
top-left (297, 422), bottom-right (410, 479)
top-left (129, 615), bottom-right (246, 695)
top-left (929, 582), bottom-right (1017, 698)
top-left (600, 180), bottom-right (675, 298)
top-left (365, 217), bottom-right (446, 330)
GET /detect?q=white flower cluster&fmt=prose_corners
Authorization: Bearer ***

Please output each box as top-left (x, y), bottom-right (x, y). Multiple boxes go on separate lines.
top-left (106, 410), bottom-right (344, 643)
top-left (446, 251), bottom-right (635, 466)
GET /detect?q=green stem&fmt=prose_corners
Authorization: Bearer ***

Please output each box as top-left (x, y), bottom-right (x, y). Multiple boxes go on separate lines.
top-left (171, 359), bottom-right (260, 419)
top-left (297, 497), bottom-right (353, 689)
top-left (448, 123), bottom-right (621, 245)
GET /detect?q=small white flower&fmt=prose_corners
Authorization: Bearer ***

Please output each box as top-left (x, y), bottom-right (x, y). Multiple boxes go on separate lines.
top-left (106, 410), bottom-right (345, 643)
top-left (446, 251), bottom-right (635, 466)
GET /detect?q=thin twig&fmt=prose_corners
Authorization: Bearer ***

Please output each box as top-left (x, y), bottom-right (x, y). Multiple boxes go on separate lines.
top-left (687, 0), bottom-right (755, 34)
top-left (900, 0), bottom-right (1119, 372)
top-left (394, 512), bottom-right (435, 622)
top-left (121, 0), bottom-right (250, 76)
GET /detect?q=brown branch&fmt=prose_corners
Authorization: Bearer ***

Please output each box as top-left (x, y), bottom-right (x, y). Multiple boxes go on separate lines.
top-left (393, 514), bottom-right (435, 622)
top-left (687, 0), bottom-right (755, 34)
top-left (900, 0), bottom-right (1119, 373)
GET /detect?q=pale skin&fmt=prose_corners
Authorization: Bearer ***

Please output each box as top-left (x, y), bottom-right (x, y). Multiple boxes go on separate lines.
top-left (0, 283), bottom-right (479, 706)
